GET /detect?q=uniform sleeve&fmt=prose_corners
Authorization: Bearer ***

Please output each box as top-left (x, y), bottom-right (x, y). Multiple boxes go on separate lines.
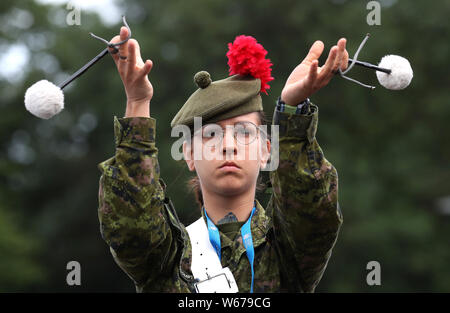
top-left (97, 116), bottom-right (179, 290)
top-left (269, 102), bottom-right (343, 292)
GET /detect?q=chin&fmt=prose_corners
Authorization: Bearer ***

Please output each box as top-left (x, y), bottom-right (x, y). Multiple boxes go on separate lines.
top-left (213, 178), bottom-right (244, 194)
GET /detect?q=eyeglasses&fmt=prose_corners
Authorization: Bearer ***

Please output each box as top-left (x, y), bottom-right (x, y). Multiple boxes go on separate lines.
top-left (194, 121), bottom-right (263, 146)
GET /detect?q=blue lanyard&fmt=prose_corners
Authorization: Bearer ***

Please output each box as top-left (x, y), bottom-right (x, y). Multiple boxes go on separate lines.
top-left (204, 205), bottom-right (256, 293)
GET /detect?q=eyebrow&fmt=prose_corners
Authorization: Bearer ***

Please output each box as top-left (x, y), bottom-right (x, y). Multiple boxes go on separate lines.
top-left (210, 120), bottom-right (258, 127)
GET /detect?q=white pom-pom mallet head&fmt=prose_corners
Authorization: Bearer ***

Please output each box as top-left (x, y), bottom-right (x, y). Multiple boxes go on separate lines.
top-left (345, 55), bottom-right (413, 90)
top-left (24, 16), bottom-right (131, 119)
top-left (339, 33), bottom-right (413, 90)
top-left (24, 46), bottom-right (110, 119)
top-left (376, 55), bottom-right (413, 90)
top-left (24, 80), bottom-right (64, 119)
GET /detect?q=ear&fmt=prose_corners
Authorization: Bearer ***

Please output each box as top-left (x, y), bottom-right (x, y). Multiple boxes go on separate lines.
top-left (183, 140), bottom-right (195, 171)
top-left (260, 138), bottom-right (271, 169)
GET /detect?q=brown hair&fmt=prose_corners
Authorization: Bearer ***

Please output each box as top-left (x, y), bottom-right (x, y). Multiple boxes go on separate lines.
top-left (186, 110), bottom-right (269, 210)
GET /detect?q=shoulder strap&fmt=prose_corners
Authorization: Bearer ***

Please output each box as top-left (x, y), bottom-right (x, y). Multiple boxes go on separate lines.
top-left (186, 217), bottom-right (223, 281)
top-left (186, 217), bottom-right (239, 293)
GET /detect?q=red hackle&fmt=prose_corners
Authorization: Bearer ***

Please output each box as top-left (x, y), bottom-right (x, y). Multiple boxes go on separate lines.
top-left (226, 35), bottom-right (274, 95)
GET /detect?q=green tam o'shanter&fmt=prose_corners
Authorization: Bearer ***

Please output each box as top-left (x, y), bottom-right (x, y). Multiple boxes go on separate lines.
top-left (170, 35), bottom-right (274, 129)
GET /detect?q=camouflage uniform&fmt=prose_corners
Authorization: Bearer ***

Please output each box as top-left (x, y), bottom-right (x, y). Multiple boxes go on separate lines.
top-left (97, 101), bottom-right (343, 293)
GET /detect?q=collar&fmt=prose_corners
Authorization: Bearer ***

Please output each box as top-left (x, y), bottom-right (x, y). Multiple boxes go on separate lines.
top-left (200, 199), bottom-right (271, 250)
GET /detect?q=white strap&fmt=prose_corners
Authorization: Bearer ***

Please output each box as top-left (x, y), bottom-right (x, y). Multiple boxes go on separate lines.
top-left (186, 217), bottom-right (238, 293)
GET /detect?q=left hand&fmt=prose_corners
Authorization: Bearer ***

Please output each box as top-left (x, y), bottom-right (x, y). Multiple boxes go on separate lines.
top-left (281, 38), bottom-right (349, 106)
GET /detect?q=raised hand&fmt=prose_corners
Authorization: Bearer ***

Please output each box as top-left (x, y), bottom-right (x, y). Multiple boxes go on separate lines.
top-left (281, 38), bottom-right (349, 106)
top-left (109, 26), bottom-right (154, 117)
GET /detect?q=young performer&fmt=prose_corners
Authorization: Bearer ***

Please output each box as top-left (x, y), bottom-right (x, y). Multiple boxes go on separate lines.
top-left (97, 26), bottom-right (347, 292)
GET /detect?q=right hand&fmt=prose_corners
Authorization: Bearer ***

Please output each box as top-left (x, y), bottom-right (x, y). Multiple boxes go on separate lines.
top-left (281, 38), bottom-right (349, 106)
top-left (109, 26), bottom-right (154, 117)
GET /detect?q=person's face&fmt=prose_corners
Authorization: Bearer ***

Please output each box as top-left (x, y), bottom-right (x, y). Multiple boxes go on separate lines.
top-left (183, 112), bottom-right (271, 197)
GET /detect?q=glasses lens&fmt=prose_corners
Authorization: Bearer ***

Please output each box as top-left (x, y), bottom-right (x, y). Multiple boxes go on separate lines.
top-left (202, 124), bottom-right (223, 147)
top-left (235, 122), bottom-right (257, 145)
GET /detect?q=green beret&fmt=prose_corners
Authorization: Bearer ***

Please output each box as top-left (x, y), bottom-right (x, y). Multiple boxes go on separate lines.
top-left (170, 71), bottom-right (263, 129)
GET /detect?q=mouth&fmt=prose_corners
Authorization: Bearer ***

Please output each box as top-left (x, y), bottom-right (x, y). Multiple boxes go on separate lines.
top-left (219, 161), bottom-right (241, 171)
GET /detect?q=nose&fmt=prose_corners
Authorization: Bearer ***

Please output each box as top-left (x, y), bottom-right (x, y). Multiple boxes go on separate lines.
top-left (222, 126), bottom-right (237, 156)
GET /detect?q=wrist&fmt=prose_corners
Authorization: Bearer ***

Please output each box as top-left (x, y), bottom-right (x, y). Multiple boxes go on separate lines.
top-left (280, 88), bottom-right (307, 107)
top-left (125, 100), bottom-right (150, 118)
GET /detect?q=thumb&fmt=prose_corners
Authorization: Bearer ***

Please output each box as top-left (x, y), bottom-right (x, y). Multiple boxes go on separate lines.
top-left (304, 40), bottom-right (324, 63)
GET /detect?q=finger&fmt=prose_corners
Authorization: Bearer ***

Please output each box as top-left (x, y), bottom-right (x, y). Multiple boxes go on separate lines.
top-left (332, 38), bottom-right (346, 73)
top-left (118, 26), bottom-right (129, 73)
top-left (128, 39), bottom-right (147, 75)
top-left (318, 45), bottom-right (337, 81)
top-left (129, 39), bottom-right (144, 67)
top-left (342, 48), bottom-right (349, 71)
top-left (118, 26), bottom-right (129, 58)
top-left (304, 60), bottom-right (318, 87)
top-left (127, 40), bottom-right (137, 73)
top-left (140, 59), bottom-right (153, 77)
top-left (108, 35), bottom-right (121, 65)
top-left (304, 40), bottom-right (324, 64)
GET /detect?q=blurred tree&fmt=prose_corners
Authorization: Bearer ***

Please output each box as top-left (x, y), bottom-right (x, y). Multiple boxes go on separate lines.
top-left (0, 204), bottom-right (44, 291)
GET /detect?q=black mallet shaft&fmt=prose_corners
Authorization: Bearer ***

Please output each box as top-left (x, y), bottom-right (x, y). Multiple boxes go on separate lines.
top-left (348, 58), bottom-right (392, 74)
top-left (58, 47), bottom-right (110, 90)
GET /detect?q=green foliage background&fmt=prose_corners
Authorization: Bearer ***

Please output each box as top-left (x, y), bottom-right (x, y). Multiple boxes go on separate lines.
top-left (0, 0), bottom-right (449, 292)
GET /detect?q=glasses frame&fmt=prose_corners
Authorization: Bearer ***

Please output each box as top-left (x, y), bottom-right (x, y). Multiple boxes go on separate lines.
top-left (193, 121), bottom-right (266, 147)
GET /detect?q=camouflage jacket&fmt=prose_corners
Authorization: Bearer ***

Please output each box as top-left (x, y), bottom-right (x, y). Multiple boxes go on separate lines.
top-left (97, 101), bottom-right (343, 293)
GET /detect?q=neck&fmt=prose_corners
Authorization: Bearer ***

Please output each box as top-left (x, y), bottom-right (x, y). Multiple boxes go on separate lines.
top-left (202, 187), bottom-right (256, 225)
